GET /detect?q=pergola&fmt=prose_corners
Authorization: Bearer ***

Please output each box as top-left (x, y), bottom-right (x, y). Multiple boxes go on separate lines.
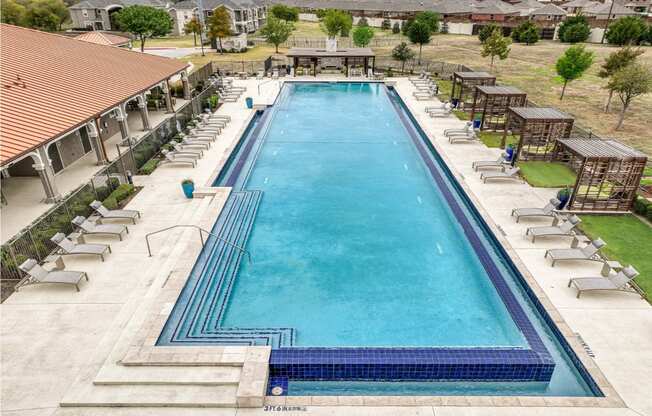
top-left (504, 107), bottom-right (574, 157)
top-left (287, 48), bottom-right (376, 77)
top-left (556, 139), bottom-right (647, 212)
top-left (450, 71), bottom-right (496, 109)
top-left (470, 86), bottom-right (527, 131)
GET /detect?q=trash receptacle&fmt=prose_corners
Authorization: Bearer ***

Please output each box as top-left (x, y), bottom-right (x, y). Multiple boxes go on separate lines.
top-left (245, 97), bottom-right (253, 109)
top-left (451, 98), bottom-right (459, 108)
top-left (473, 119), bottom-right (481, 129)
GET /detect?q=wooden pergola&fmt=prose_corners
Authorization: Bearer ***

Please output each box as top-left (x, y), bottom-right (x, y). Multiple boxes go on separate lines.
top-left (555, 139), bottom-right (647, 212)
top-left (287, 47), bottom-right (375, 77)
top-left (470, 86), bottom-right (527, 132)
top-left (450, 71), bottom-right (496, 110)
top-left (504, 107), bottom-right (574, 157)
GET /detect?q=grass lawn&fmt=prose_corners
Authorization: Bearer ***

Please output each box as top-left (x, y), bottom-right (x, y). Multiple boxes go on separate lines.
top-left (453, 110), bottom-right (469, 120)
top-left (579, 215), bottom-right (652, 299)
top-left (185, 45), bottom-right (287, 68)
top-left (282, 21), bottom-right (403, 39)
top-left (517, 161), bottom-right (576, 188)
top-left (478, 131), bottom-right (518, 148)
top-left (134, 35), bottom-right (197, 49)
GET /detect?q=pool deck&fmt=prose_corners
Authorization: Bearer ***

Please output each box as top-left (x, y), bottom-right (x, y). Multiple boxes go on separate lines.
top-left (1, 77), bottom-right (651, 416)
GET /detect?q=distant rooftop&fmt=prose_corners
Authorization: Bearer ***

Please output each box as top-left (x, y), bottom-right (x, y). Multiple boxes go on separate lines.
top-left (74, 31), bottom-right (130, 46)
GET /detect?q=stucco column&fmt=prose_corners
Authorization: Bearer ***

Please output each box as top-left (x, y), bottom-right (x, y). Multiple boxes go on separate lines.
top-left (137, 94), bottom-right (151, 130)
top-left (162, 81), bottom-right (174, 113)
top-left (34, 147), bottom-right (60, 203)
top-left (180, 72), bottom-right (191, 100)
top-left (116, 104), bottom-right (130, 142)
top-left (87, 120), bottom-right (108, 164)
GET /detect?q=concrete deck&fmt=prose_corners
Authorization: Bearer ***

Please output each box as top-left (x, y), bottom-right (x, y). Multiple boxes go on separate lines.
top-left (0, 101), bottom-right (187, 243)
top-left (1, 77), bottom-right (650, 416)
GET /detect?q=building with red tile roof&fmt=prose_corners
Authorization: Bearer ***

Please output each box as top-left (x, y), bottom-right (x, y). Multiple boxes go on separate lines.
top-left (73, 31), bottom-right (131, 47)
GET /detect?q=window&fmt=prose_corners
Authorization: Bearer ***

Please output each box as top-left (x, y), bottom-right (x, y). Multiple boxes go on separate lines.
top-left (82, 9), bottom-right (88, 16)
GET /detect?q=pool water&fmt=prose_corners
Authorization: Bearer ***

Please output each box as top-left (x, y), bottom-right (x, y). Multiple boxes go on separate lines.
top-left (161, 82), bottom-right (599, 396)
top-left (223, 82), bottom-right (525, 348)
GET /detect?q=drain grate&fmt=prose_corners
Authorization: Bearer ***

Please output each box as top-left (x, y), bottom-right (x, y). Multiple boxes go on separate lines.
top-left (575, 333), bottom-right (595, 358)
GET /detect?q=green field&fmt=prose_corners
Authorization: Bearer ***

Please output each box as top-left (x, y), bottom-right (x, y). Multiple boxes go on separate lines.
top-left (517, 161), bottom-right (577, 188)
top-left (579, 215), bottom-right (652, 299)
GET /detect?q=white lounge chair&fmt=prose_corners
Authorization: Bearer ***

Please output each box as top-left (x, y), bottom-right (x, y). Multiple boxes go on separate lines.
top-left (160, 150), bottom-right (197, 167)
top-left (90, 200), bottom-right (140, 224)
top-left (173, 143), bottom-right (203, 157)
top-left (545, 238), bottom-right (606, 267)
top-left (51, 232), bottom-right (111, 261)
top-left (187, 129), bottom-right (218, 140)
top-left (472, 153), bottom-right (509, 171)
top-left (481, 167), bottom-right (521, 183)
top-left (17, 258), bottom-right (88, 292)
top-left (444, 122), bottom-right (473, 136)
top-left (220, 94), bottom-right (239, 102)
top-left (72, 216), bottom-right (128, 240)
top-left (413, 89), bottom-right (437, 101)
top-left (429, 107), bottom-right (453, 118)
top-left (526, 215), bottom-right (581, 242)
top-left (569, 266), bottom-right (640, 298)
top-left (511, 198), bottom-right (561, 222)
top-left (449, 131), bottom-right (479, 144)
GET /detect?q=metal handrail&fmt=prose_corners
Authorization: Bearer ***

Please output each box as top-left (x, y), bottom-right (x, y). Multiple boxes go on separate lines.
top-left (145, 224), bottom-right (252, 263)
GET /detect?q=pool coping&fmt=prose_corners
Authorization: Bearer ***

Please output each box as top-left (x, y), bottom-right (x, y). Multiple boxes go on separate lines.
top-left (121, 79), bottom-right (625, 408)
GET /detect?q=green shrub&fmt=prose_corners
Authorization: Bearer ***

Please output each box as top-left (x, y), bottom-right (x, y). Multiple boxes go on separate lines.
top-left (103, 196), bottom-right (118, 210)
top-left (113, 184), bottom-right (135, 203)
top-left (647, 206), bottom-right (652, 222)
top-left (633, 196), bottom-right (651, 215)
top-left (139, 158), bottom-right (159, 175)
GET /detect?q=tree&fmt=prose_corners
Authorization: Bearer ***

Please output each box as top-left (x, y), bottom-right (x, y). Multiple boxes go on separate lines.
top-left (481, 29), bottom-right (511, 70)
top-left (608, 63), bottom-right (652, 129)
top-left (605, 16), bottom-right (646, 46)
top-left (407, 20), bottom-right (431, 64)
top-left (381, 18), bottom-right (391, 30)
top-left (352, 25), bottom-right (374, 47)
top-left (260, 16), bottom-right (294, 53)
top-left (644, 25), bottom-right (652, 45)
top-left (401, 17), bottom-right (414, 36)
top-left (392, 22), bottom-right (400, 34)
top-left (558, 15), bottom-right (590, 43)
top-left (269, 4), bottom-right (298, 22)
top-left (414, 11), bottom-right (440, 33)
top-left (320, 9), bottom-right (352, 38)
top-left (511, 21), bottom-right (539, 45)
top-left (23, 0), bottom-right (69, 31)
top-left (184, 17), bottom-right (202, 46)
top-left (478, 23), bottom-right (500, 43)
top-left (206, 6), bottom-right (232, 54)
top-left (392, 42), bottom-right (416, 73)
top-left (117, 5), bottom-right (172, 52)
top-left (357, 16), bottom-right (368, 27)
top-left (598, 47), bottom-right (643, 111)
top-left (1, 0), bottom-right (26, 26)
top-left (555, 45), bottom-right (594, 100)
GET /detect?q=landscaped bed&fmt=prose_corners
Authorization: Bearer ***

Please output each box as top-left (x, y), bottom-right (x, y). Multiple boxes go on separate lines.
top-left (518, 161), bottom-right (576, 188)
top-left (579, 214), bottom-right (652, 300)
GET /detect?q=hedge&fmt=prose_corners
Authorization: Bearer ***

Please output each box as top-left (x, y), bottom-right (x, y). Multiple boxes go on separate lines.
top-left (633, 196), bottom-right (652, 222)
top-left (102, 184), bottom-right (135, 210)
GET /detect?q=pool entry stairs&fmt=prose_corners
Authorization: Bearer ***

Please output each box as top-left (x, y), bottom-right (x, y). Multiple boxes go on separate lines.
top-left (59, 192), bottom-right (270, 408)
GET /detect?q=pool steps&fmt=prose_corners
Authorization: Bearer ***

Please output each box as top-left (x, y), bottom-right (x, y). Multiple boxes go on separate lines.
top-left (60, 195), bottom-right (265, 408)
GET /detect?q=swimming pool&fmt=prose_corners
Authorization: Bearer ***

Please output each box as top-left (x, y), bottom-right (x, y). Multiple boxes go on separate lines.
top-left (159, 82), bottom-right (599, 396)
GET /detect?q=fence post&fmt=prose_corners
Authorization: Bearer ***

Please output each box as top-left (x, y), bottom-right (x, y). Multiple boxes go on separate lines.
top-left (128, 138), bottom-right (137, 172)
top-left (27, 229), bottom-right (43, 261)
top-left (7, 243), bottom-right (23, 278)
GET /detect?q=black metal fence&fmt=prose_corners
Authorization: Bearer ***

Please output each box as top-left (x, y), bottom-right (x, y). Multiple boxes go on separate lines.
top-left (250, 36), bottom-right (404, 49)
top-left (0, 90), bottom-right (215, 284)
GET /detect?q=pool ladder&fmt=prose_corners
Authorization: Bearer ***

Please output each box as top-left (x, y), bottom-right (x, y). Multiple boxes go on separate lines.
top-left (145, 224), bottom-right (252, 263)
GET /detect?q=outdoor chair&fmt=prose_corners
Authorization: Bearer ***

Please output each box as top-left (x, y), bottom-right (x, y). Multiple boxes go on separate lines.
top-left (223, 85), bottom-right (246, 92)
top-left (201, 118), bottom-right (227, 128)
top-left (187, 129), bottom-right (218, 140)
top-left (425, 103), bottom-right (448, 113)
top-left (178, 136), bottom-right (210, 149)
top-left (429, 107), bottom-right (453, 118)
top-left (205, 114), bottom-right (231, 122)
top-left (51, 232), bottom-right (111, 262)
top-left (72, 216), bottom-right (128, 240)
top-left (256, 71), bottom-right (264, 80)
top-left (220, 94), bottom-right (239, 102)
top-left (481, 166), bottom-right (521, 183)
top-left (90, 200), bottom-right (140, 224)
top-left (444, 122), bottom-right (473, 137)
top-left (409, 72), bottom-right (428, 81)
top-left (511, 198), bottom-right (561, 222)
top-left (414, 82), bottom-right (437, 91)
top-left (472, 153), bottom-right (509, 172)
top-left (569, 266), bottom-right (640, 298)
top-left (16, 258), bottom-right (88, 292)
top-left (173, 143), bottom-right (203, 157)
top-left (545, 238), bottom-right (606, 267)
top-left (160, 150), bottom-right (197, 168)
top-left (413, 89), bottom-right (437, 101)
top-left (449, 131), bottom-right (479, 144)
top-left (526, 215), bottom-right (581, 242)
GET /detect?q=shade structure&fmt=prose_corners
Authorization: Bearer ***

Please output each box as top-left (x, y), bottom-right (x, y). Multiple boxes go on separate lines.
top-left (470, 86), bottom-right (527, 131)
top-left (450, 71), bottom-right (496, 110)
top-left (287, 48), bottom-right (376, 77)
top-left (505, 107), bottom-right (574, 157)
top-left (555, 138), bottom-right (647, 212)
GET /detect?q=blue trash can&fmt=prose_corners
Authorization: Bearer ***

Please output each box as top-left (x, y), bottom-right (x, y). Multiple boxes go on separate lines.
top-left (451, 98), bottom-right (459, 108)
top-left (245, 97), bottom-right (253, 109)
top-left (473, 119), bottom-right (481, 129)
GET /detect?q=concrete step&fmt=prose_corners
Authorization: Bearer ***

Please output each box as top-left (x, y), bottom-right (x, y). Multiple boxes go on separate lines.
top-left (94, 364), bottom-right (242, 386)
top-left (60, 384), bottom-right (238, 408)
